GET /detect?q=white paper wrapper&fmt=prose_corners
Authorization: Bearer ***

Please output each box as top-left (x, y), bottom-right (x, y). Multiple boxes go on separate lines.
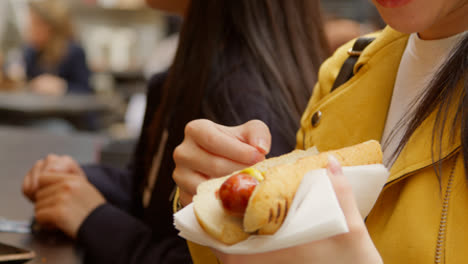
top-left (174, 164), bottom-right (389, 254)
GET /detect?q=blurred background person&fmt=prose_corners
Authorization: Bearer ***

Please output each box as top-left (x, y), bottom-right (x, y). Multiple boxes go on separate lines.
top-left (24, 0), bottom-right (92, 96)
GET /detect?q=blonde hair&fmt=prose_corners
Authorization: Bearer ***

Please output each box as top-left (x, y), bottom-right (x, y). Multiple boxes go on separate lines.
top-left (29, 0), bottom-right (74, 67)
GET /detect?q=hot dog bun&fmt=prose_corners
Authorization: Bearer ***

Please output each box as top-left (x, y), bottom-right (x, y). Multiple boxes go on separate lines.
top-left (193, 140), bottom-right (382, 245)
top-left (193, 148), bottom-right (319, 245)
top-left (193, 175), bottom-right (246, 245)
top-left (244, 140), bottom-right (382, 234)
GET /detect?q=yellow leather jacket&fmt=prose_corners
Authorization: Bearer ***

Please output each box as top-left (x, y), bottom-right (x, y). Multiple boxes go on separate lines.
top-left (187, 26), bottom-right (466, 264)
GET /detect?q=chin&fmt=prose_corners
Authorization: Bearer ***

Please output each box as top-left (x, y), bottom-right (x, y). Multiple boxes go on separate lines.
top-left (376, 6), bottom-right (436, 35)
top-left (383, 16), bottom-right (424, 34)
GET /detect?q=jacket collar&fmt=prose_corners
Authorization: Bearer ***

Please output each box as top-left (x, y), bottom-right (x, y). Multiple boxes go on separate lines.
top-left (306, 26), bottom-right (409, 153)
top-left (360, 28), bottom-right (463, 186)
top-left (354, 27), bottom-right (407, 74)
top-left (386, 97), bottom-right (462, 186)
top-left (340, 26), bottom-right (461, 185)
top-left (310, 26), bottom-right (461, 185)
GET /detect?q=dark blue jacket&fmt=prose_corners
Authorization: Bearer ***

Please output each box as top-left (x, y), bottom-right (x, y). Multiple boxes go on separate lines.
top-left (24, 42), bottom-right (93, 94)
top-left (77, 70), bottom-right (295, 264)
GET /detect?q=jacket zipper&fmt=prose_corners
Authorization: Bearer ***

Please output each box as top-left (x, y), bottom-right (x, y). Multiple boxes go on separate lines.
top-left (372, 149), bottom-right (459, 263)
top-left (434, 153), bottom-right (458, 264)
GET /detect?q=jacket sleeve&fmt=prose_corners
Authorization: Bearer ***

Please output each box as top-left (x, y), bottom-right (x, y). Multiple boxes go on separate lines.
top-left (76, 71), bottom-right (189, 264)
top-left (79, 72), bottom-right (168, 211)
top-left (81, 164), bottom-right (134, 212)
top-left (77, 204), bottom-right (192, 264)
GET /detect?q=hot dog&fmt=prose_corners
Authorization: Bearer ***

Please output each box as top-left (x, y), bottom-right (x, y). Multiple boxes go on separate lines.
top-left (193, 140), bottom-right (383, 245)
top-left (218, 173), bottom-right (258, 217)
top-left (218, 168), bottom-right (264, 217)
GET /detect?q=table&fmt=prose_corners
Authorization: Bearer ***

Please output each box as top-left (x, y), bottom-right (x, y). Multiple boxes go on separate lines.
top-left (0, 92), bottom-right (122, 116)
top-left (0, 92), bottom-right (124, 131)
top-left (0, 126), bottom-right (109, 264)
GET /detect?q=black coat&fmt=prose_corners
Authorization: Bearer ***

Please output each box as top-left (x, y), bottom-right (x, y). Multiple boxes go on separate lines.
top-left (78, 70), bottom-right (294, 264)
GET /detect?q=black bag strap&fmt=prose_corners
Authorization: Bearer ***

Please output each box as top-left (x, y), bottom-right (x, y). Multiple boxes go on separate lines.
top-left (331, 37), bottom-right (375, 92)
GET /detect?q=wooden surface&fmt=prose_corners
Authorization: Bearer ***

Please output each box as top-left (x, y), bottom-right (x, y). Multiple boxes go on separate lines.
top-left (0, 126), bottom-right (109, 264)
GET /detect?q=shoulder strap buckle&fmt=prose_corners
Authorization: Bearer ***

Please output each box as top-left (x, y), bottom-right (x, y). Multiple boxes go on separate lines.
top-left (331, 37), bottom-right (376, 92)
top-left (347, 48), bottom-right (363, 57)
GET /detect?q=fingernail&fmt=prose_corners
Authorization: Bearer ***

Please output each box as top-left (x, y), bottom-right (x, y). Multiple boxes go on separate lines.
top-left (327, 155), bottom-right (343, 176)
top-left (256, 138), bottom-right (269, 155)
top-left (252, 151), bottom-right (265, 164)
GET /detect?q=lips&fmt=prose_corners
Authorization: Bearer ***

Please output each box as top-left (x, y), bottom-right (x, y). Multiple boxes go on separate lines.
top-left (376, 0), bottom-right (412, 8)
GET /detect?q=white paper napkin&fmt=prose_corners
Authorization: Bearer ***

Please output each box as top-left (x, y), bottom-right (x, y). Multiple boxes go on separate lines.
top-left (174, 164), bottom-right (389, 254)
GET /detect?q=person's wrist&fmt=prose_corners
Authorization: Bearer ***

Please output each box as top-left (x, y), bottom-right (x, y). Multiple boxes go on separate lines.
top-left (75, 203), bottom-right (109, 242)
top-left (71, 199), bottom-right (106, 239)
top-left (354, 231), bottom-right (383, 264)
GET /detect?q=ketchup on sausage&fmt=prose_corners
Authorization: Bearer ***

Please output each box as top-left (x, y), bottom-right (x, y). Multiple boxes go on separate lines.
top-left (218, 173), bottom-right (259, 218)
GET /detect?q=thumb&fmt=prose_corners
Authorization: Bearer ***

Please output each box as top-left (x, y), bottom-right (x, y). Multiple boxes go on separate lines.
top-left (38, 172), bottom-right (69, 189)
top-left (236, 120), bottom-right (271, 155)
top-left (51, 156), bottom-right (84, 175)
top-left (327, 155), bottom-right (363, 224)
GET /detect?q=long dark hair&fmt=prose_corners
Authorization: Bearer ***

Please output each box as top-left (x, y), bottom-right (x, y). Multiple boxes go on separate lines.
top-left (391, 34), bottom-right (468, 177)
top-left (138, 0), bottom-right (328, 193)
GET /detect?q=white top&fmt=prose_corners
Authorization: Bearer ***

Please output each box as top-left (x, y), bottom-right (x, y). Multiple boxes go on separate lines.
top-left (381, 32), bottom-right (466, 166)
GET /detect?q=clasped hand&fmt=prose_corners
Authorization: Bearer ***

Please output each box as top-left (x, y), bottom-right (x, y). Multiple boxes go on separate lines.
top-left (22, 154), bottom-right (105, 238)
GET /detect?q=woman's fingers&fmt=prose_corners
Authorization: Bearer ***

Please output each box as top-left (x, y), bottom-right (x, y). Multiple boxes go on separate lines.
top-left (42, 154), bottom-right (59, 170)
top-left (38, 172), bottom-right (69, 189)
top-left (22, 160), bottom-right (45, 201)
top-left (35, 191), bottom-right (60, 211)
top-left (186, 119), bottom-right (268, 165)
top-left (174, 119), bottom-right (272, 207)
top-left (173, 167), bottom-right (208, 206)
top-left (327, 155), bottom-right (383, 263)
top-left (232, 119), bottom-right (271, 154)
top-left (178, 191), bottom-right (194, 207)
top-left (327, 155), bottom-right (365, 230)
top-left (35, 177), bottom-right (67, 202)
top-left (31, 159), bottom-right (46, 190)
top-left (23, 154), bottom-right (85, 203)
top-left (22, 167), bottom-right (34, 200)
top-left (174, 139), bottom-right (250, 178)
top-left (23, 154), bottom-right (73, 195)
top-left (43, 155), bottom-right (83, 175)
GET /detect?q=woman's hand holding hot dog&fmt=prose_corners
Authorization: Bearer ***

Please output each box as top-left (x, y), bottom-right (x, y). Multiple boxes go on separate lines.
top-left (173, 119), bottom-right (271, 207)
top-left (173, 120), bottom-right (382, 263)
top-left (213, 156), bottom-right (382, 264)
